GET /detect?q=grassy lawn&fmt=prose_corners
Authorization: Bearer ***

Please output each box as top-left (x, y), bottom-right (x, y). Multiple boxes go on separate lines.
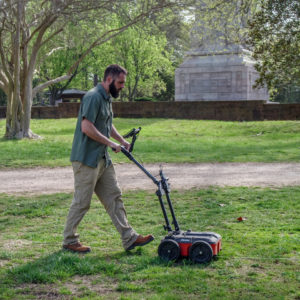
top-left (0, 118), bottom-right (299, 299)
top-left (0, 118), bottom-right (299, 168)
top-left (0, 187), bottom-right (299, 299)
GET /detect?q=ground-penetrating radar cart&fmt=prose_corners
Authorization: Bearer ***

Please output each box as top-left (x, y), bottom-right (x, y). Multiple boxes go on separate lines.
top-left (119, 127), bottom-right (222, 263)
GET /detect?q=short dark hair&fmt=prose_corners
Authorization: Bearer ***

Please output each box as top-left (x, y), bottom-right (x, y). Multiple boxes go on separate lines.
top-left (103, 64), bottom-right (127, 81)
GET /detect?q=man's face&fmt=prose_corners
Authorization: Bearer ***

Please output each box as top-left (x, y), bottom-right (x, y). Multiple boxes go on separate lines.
top-left (109, 73), bottom-right (126, 98)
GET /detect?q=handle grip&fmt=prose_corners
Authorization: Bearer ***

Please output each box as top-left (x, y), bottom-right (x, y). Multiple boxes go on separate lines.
top-left (111, 127), bottom-right (141, 153)
top-left (123, 127), bottom-right (141, 139)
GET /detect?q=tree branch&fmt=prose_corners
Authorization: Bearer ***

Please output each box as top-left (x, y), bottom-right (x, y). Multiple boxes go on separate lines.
top-left (23, 13), bottom-right (58, 47)
top-left (0, 69), bottom-right (8, 85)
top-left (27, 15), bottom-right (58, 78)
top-left (60, 66), bottom-right (79, 91)
top-left (0, 36), bottom-right (13, 85)
top-left (40, 27), bottom-right (64, 47)
top-left (67, 1), bottom-right (176, 74)
top-left (67, 25), bottom-right (128, 74)
top-left (32, 74), bottom-right (71, 97)
top-left (0, 79), bottom-right (7, 93)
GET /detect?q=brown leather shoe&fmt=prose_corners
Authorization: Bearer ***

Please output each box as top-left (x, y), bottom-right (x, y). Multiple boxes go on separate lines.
top-left (126, 234), bottom-right (154, 251)
top-left (63, 242), bottom-right (91, 253)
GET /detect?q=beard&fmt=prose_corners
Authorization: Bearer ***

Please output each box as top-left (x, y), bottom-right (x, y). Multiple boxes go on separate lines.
top-left (109, 80), bottom-right (120, 98)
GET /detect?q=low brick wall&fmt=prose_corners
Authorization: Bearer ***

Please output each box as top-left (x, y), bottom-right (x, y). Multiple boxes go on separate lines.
top-left (0, 101), bottom-right (299, 121)
top-left (113, 100), bottom-right (266, 121)
top-left (0, 103), bottom-right (81, 119)
top-left (263, 103), bottom-right (300, 120)
top-left (31, 103), bottom-right (81, 119)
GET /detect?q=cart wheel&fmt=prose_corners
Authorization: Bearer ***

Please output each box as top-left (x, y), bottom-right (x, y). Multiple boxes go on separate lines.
top-left (189, 241), bottom-right (213, 264)
top-left (158, 239), bottom-right (180, 262)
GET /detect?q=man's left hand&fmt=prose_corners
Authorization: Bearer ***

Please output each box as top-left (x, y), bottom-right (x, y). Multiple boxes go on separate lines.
top-left (122, 140), bottom-right (131, 151)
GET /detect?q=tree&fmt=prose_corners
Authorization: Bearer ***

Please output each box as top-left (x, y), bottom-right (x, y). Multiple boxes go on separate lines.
top-left (190, 0), bottom-right (258, 51)
top-left (37, 47), bottom-right (80, 105)
top-left (145, 7), bottom-right (194, 101)
top-left (39, 6), bottom-right (192, 103)
top-left (247, 0), bottom-right (300, 101)
top-left (0, 0), bottom-right (184, 139)
top-left (110, 21), bottom-right (174, 101)
top-left (35, 15), bottom-right (119, 105)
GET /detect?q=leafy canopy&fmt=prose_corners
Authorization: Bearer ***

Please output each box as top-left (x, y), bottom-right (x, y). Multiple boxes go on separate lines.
top-left (248, 0), bottom-right (300, 100)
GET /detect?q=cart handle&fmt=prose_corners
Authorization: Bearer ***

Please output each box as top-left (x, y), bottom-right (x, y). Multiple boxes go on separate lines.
top-left (123, 127), bottom-right (141, 153)
top-left (111, 127), bottom-right (141, 153)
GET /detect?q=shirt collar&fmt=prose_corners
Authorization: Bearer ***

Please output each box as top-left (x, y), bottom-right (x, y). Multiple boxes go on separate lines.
top-left (96, 83), bottom-right (111, 102)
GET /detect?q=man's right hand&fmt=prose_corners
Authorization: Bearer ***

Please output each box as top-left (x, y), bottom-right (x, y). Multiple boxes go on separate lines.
top-left (111, 142), bottom-right (122, 153)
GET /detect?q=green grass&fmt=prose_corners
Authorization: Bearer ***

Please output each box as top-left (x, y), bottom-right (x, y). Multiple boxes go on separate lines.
top-left (0, 118), bottom-right (299, 298)
top-left (0, 187), bottom-right (299, 299)
top-left (0, 118), bottom-right (299, 168)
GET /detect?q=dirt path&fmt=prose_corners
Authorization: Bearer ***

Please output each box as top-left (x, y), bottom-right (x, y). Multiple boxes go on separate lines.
top-left (0, 162), bottom-right (299, 195)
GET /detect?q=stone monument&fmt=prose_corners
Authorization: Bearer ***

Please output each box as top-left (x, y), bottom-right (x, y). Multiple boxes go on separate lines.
top-left (175, 3), bottom-right (269, 101)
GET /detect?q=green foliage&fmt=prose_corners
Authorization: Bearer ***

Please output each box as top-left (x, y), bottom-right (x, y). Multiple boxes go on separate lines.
top-left (34, 14), bottom-right (120, 104)
top-left (36, 8), bottom-right (184, 103)
top-left (111, 21), bottom-right (174, 101)
top-left (248, 0), bottom-right (300, 102)
top-left (0, 118), bottom-right (299, 168)
top-left (192, 0), bottom-right (256, 49)
top-left (0, 187), bottom-right (299, 298)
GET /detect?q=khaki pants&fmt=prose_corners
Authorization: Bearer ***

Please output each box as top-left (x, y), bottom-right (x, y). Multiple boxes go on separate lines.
top-left (63, 159), bottom-right (138, 250)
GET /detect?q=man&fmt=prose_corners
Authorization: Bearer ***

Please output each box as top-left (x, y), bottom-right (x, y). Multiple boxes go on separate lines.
top-left (63, 64), bottom-right (154, 253)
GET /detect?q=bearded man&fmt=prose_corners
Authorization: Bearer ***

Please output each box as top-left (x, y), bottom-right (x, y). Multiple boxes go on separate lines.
top-left (62, 64), bottom-right (154, 253)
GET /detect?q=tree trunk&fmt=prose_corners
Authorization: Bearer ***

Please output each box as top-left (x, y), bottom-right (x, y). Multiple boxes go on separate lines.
top-left (22, 77), bottom-right (38, 138)
top-left (130, 75), bottom-right (140, 102)
top-left (5, 79), bottom-right (38, 139)
top-left (93, 74), bottom-right (98, 87)
top-left (5, 1), bottom-right (24, 139)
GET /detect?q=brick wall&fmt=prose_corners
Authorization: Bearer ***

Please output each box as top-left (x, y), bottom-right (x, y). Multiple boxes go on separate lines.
top-left (112, 100), bottom-right (266, 121)
top-left (263, 103), bottom-right (300, 120)
top-left (0, 101), bottom-right (299, 121)
top-left (31, 103), bottom-right (81, 119)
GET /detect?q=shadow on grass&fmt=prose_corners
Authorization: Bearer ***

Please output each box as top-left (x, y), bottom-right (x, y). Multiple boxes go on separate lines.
top-left (108, 247), bottom-right (213, 269)
top-left (0, 137), bottom-right (20, 143)
top-left (3, 247), bottom-right (211, 286)
top-left (3, 250), bottom-right (122, 284)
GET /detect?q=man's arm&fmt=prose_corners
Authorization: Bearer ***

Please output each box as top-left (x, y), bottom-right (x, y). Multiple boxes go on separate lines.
top-left (81, 118), bottom-right (122, 152)
top-left (110, 124), bottom-right (131, 151)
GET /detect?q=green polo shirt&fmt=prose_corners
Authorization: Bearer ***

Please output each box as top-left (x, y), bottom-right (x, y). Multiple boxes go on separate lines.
top-left (70, 84), bottom-right (113, 168)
